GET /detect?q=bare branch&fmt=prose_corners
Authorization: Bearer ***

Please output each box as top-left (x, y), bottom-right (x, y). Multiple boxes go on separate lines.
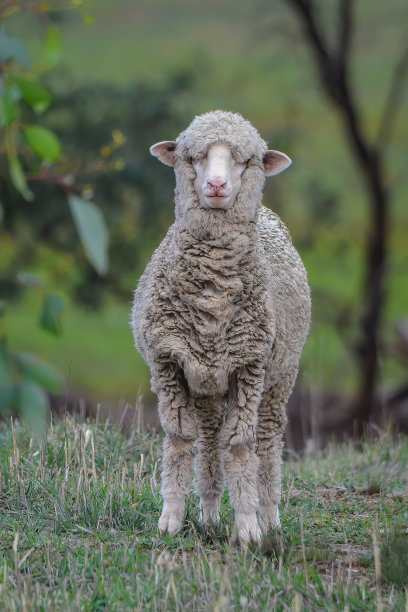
top-left (377, 37), bottom-right (408, 149)
top-left (286, 0), bottom-right (370, 168)
top-left (285, 0), bottom-right (330, 65)
top-left (338, 0), bottom-right (353, 67)
top-left (284, 0), bottom-right (390, 433)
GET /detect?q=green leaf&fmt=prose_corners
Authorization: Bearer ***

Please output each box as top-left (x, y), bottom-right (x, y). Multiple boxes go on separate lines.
top-left (17, 378), bottom-right (49, 439)
top-left (17, 271), bottom-right (45, 289)
top-left (0, 84), bottom-right (19, 126)
top-left (69, 195), bottom-right (109, 275)
top-left (40, 293), bottom-right (65, 335)
top-left (23, 125), bottom-right (61, 162)
top-left (8, 153), bottom-right (34, 201)
top-left (14, 78), bottom-right (53, 114)
top-left (0, 31), bottom-right (30, 67)
top-left (16, 352), bottom-right (62, 393)
top-left (0, 335), bottom-right (15, 412)
top-left (45, 26), bottom-right (61, 68)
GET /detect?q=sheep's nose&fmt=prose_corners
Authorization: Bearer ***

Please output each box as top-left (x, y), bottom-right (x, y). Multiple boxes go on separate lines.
top-left (207, 178), bottom-right (227, 189)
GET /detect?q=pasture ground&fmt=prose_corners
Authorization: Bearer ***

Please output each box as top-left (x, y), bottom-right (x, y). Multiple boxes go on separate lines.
top-left (0, 413), bottom-right (407, 610)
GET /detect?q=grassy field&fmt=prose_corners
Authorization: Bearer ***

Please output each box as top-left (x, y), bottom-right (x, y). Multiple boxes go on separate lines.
top-left (0, 415), bottom-right (407, 610)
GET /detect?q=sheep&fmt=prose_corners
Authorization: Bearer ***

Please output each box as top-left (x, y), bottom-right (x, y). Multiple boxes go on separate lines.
top-left (131, 110), bottom-right (311, 543)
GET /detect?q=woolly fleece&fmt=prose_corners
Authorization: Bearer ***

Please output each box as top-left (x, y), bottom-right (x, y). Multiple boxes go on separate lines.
top-left (131, 110), bottom-right (311, 543)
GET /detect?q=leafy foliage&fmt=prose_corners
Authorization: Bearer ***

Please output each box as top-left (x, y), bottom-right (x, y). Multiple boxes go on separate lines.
top-left (68, 196), bottom-right (109, 276)
top-left (0, 335), bottom-right (62, 429)
top-left (40, 293), bottom-right (65, 335)
top-left (0, 2), bottom-right (115, 428)
top-left (1, 73), bottom-right (195, 308)
top-left (22, 125), bottom-right (61, 161)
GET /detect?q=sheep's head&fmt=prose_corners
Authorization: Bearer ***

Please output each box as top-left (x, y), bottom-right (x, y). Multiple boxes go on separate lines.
top-left (149, 111), bottom-right (291, 234)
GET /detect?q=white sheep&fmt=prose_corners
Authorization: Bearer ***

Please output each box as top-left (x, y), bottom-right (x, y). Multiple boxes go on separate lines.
top-left (131, 110), bottom-right (311, 543)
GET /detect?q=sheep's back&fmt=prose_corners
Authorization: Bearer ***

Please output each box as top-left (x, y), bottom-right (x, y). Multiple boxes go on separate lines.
top-left (257, 206), bottom-right (311, 387)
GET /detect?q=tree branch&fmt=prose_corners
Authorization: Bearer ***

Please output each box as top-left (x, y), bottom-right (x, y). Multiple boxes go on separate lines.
top-left (284, 0), bottom-right (391, 433)
top-left (377, 37), bottom-right (408, 150)
top-left (286, 0), bottom-right (370, 169)
top-left (338, 0), bottom-right (352, 69)
top-left (285, 0), bottom-right (331, 66)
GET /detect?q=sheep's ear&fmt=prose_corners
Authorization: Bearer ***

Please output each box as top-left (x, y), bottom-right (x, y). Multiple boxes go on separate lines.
top-left (149, 141), bottom-right (177, 167)
top-left (263, 150), bottom-right (292, 176)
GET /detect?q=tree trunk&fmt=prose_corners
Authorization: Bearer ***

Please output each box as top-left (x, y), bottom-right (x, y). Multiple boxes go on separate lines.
top-left (284, 0), bottom-right (392, 433)
top-left (351, 154), bottom-right (388, 434)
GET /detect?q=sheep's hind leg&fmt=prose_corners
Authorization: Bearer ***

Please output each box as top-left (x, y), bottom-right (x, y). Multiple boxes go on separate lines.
top-left (257, 368), bottom-right (297, 534)
top-left (194, 396), bottom-right (225, 525)
top-left (223, 367), bottom-right (263, 544)
top-left (152, 362), bottom-right (197, 535)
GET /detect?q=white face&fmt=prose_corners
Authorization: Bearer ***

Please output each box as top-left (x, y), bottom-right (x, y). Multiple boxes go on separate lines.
top-left (192, 143), bottom-right (247, 211)
top-left (149, 139), bottom-right (293, 209)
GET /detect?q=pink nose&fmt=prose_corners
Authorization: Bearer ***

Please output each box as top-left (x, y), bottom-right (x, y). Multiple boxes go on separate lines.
top-left (207, 178), bottom-right (227, 189)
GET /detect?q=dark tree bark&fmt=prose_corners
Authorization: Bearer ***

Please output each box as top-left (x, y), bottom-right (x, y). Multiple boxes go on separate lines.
top-left (284, 0), bottom-right (408, 434)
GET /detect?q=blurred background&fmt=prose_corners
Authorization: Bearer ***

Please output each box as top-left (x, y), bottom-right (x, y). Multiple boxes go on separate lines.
top-left (1, 0), bottom-right (407, 445)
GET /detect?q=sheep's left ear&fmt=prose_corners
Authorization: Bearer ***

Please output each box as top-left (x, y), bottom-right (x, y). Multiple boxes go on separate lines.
top-left (263, 150), bottom-right (292, 176)
top-left (149, 141), bottom-right (177, 167)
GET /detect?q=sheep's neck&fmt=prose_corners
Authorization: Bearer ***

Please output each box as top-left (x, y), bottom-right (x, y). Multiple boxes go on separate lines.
top-left (169, 223), bottom-right (257, 338)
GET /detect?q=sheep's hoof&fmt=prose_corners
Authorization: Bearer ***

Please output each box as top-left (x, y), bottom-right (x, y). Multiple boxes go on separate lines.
top-left (158, 503), bottom-right (184, 534)
top-left (258, 504), bottom-right (280, 535)
top-left (235, 513), bottom-right (262, 545)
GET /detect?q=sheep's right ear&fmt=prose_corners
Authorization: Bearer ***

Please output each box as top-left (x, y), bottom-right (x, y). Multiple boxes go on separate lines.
top-left (149, 141), bottom-right (177, 167)
top-left (263, 150), bottom-right (292, 176)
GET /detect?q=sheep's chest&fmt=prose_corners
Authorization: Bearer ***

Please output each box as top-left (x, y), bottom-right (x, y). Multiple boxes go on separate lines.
top-left (151, 229), bottom-right (275, 396)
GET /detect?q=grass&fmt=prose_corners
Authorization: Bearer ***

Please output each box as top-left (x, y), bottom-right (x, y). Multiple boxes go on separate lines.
top-left (0, 414), bottom-right (407, 610)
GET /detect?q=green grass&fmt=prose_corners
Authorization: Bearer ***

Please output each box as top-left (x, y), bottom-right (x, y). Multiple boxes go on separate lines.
top-left (0, 416), bottom-right (407, 610)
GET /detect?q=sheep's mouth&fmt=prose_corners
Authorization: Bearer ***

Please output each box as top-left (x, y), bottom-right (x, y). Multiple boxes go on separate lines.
top-left (204, 195), bottom-right (232, 210)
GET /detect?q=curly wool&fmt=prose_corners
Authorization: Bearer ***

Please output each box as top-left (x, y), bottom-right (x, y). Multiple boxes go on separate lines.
top-left (174, 111), bottom-right (267, 237)
top-left (131, 110), bottom-right (311, 542)
top-left (175, 110), bottom-right (267, 163)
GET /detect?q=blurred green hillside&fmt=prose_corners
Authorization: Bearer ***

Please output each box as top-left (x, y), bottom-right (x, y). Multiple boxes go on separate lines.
top-left (3, 0), bottom-right (408, 405)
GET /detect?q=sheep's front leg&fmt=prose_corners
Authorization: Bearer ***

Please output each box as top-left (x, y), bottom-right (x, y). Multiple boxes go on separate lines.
top-left (152, 361), bottom-right (197, 534)
top-left (194, 396), bottom-right (225, 525)
top-left (257, 368), bottom-right (296, 534)
top-left (223, 365), bottom-right (264, 544)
